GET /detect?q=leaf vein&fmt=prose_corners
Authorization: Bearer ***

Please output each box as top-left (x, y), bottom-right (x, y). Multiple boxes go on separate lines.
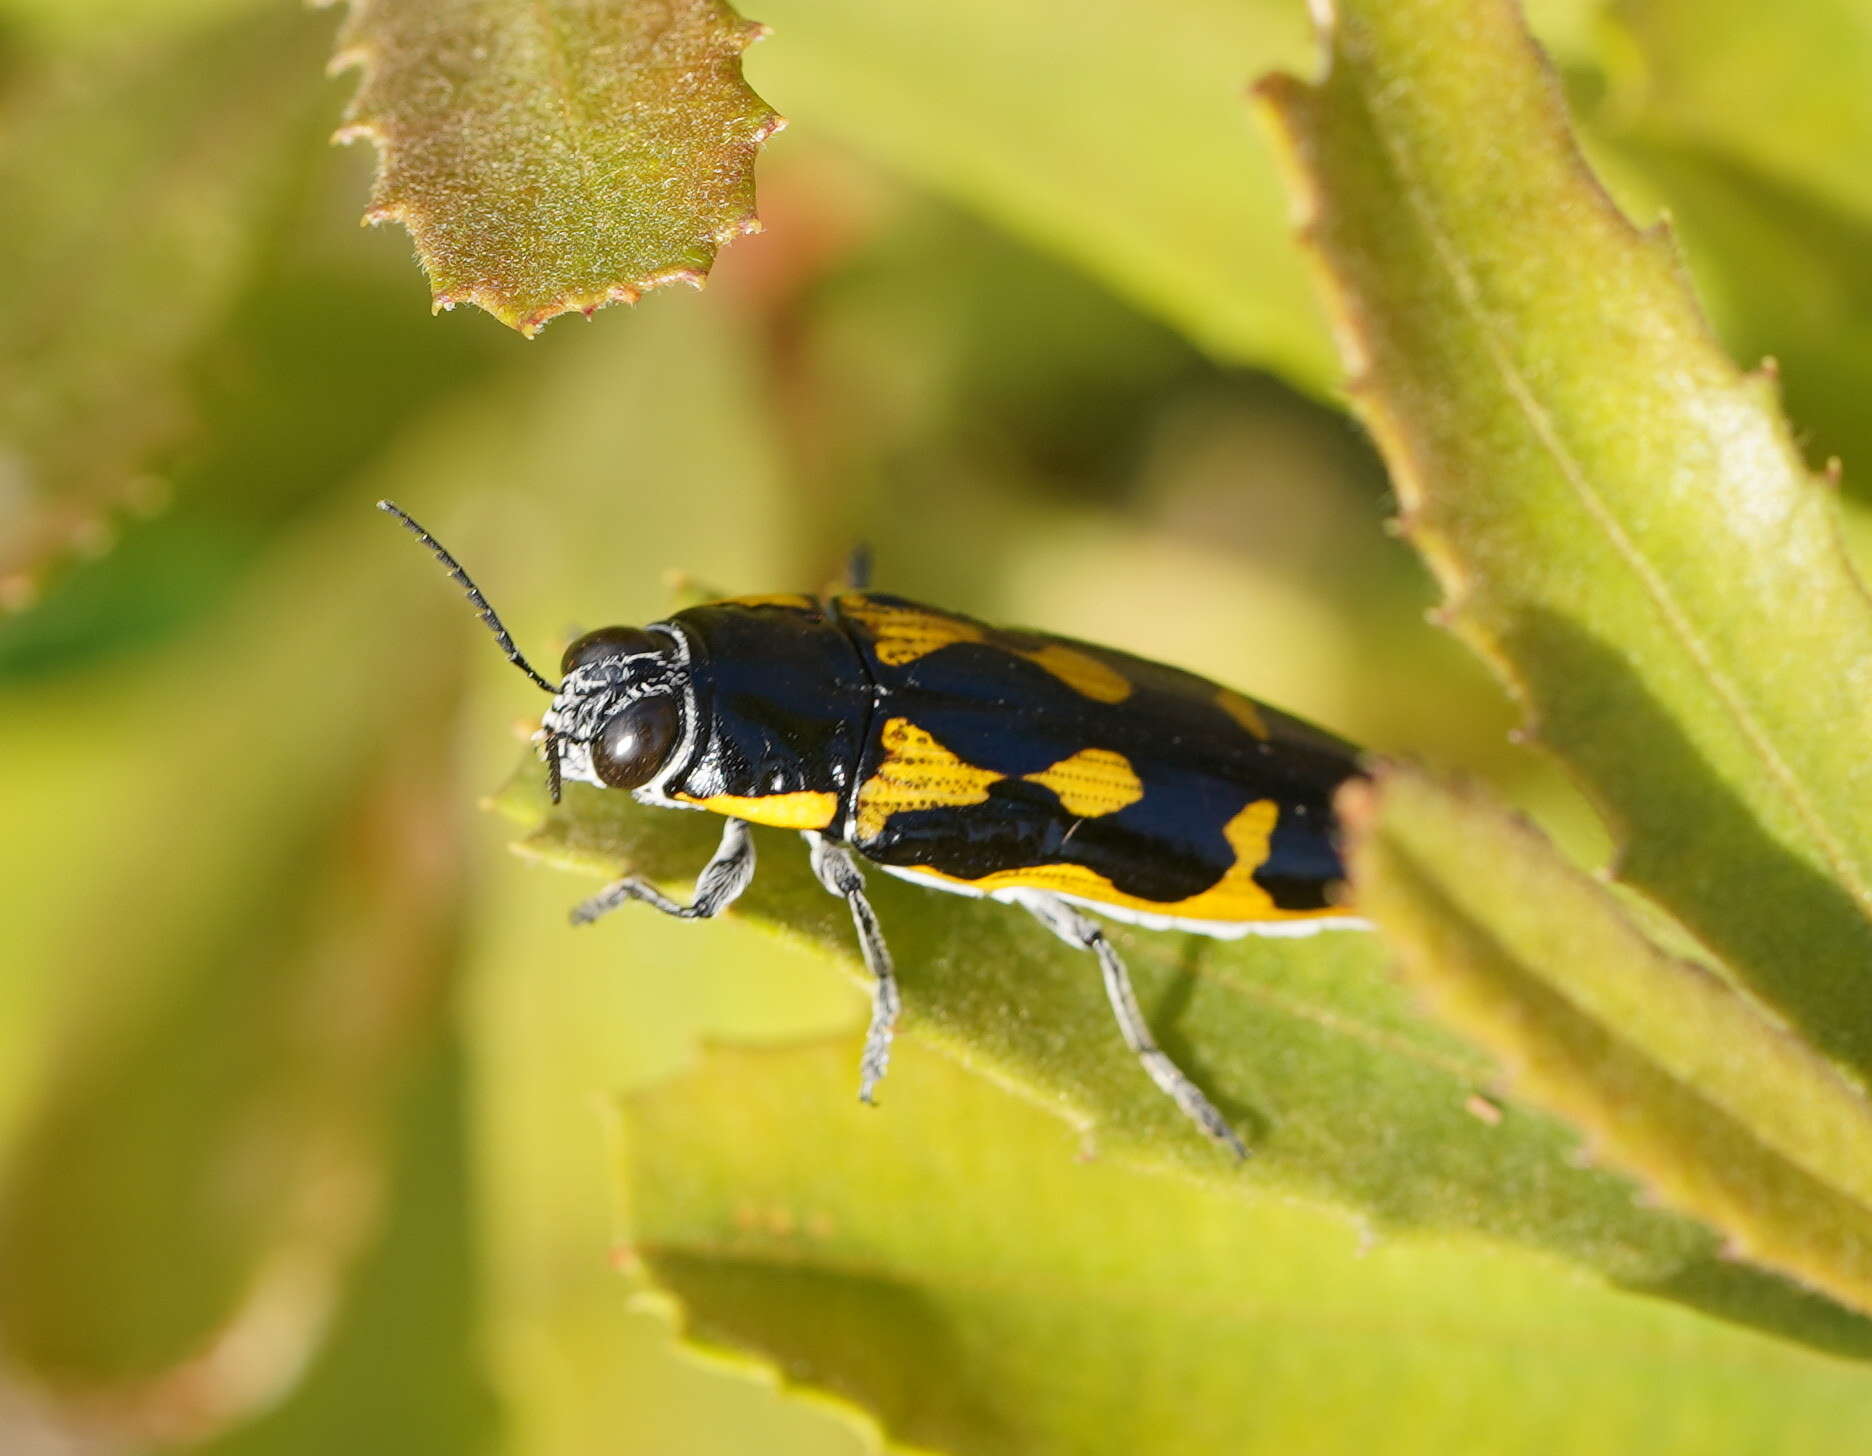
top-left (1355, 61), bottom-right (1872, 926)
top-left (528, 0), bottom-right (600, 209)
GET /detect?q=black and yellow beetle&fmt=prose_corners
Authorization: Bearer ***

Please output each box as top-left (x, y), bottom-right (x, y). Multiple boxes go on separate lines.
top-left (382, 502), bottom-right (1367, 1155)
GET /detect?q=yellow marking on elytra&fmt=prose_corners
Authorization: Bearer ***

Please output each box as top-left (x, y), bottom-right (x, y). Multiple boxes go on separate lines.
top-left (855, 718), bottom-right (1003, 840)
top-left (1215, 688), bottom-right (1270, 739)
top-left (675, 790), bottom-right (839, 830)
top-left (1018, 643), bottom-right (1132, 703)
top-left (841, 594), bottom-right (1133, 701)
top-left (903, 799), bottom-right (1337, 924)
top-left (724, 593), bottom-right (818, 611)
top-left (1022, 748), bottom-right (1144, 818)
top-left (839, 597), bottom-right (988, 666)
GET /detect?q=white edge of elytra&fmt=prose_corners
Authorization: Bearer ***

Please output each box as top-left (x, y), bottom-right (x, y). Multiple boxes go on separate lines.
top-left (870, 861), bottom-right (1370, 938)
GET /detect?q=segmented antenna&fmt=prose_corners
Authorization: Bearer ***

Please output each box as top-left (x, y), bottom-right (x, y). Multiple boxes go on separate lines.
top-left (378, 500), bottom-right (558, 694)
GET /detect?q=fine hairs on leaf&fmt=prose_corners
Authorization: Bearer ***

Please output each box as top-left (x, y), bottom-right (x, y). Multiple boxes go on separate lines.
top-left (321, 0), bottom-right (784, 334)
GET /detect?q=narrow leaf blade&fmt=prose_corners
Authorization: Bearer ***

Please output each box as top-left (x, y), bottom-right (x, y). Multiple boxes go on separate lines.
top-left (1346, 764), bottom-right (1872, 1319)
top-left (1257, 0), bottom-right (1872, 1078)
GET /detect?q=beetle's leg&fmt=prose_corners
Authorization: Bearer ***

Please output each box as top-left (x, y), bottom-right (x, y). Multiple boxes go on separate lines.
top-left (804, 833), bottom-right (901, 1103)
top-left (1017, 892), bottom-right (1248, 1159)
top-left (570, 818), bottom-right (755, 926)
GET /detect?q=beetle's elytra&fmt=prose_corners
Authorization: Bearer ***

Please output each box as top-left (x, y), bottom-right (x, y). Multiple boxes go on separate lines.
top-left (382, 502), bottom-right (1367, 1156)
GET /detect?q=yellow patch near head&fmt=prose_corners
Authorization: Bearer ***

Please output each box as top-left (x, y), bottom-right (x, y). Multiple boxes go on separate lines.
top-left (674, 790), bottom-right (839, 830)
top-left (855, 718), bottom-right (1003, 840)
top-left (1215, 689), bottom-right (1269, 739)
top-left (1022, 747), bottom-right (1143, 818)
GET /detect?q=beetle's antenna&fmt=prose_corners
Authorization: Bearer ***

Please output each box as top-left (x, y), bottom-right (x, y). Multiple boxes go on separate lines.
top-left (378, 500), bottom-right (558, 694)
top-left (845, 542), bottom-right (873, 592)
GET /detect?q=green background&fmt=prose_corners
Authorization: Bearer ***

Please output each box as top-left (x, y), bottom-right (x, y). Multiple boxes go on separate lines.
top-left (6, 0), bottom-right (1872, 1450)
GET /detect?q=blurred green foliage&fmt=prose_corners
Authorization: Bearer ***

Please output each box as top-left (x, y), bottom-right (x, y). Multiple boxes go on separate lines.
top-left (5, 1), bottom-right (1872, 1452)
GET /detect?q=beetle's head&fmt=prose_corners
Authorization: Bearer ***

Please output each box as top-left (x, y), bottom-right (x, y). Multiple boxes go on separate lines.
top-left (378, 500), bottom-right (690, 805)
top-left (542, 626), bottom-right (689, 797)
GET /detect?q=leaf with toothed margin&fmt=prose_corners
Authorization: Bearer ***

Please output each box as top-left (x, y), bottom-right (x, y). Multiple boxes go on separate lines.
top-left (1345, 763), bottom-right (1872, 1321)
top-left (1257, 0), bottom-right (1872, 1093)
top-left (491, 762), bottom-right (1872, 1356)
top-left (319, 0), bottom-right (782, 336)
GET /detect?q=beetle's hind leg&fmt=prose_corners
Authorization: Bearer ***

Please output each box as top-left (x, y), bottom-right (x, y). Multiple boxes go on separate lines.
top-left (804, 833), bottom-right (902, 1104)
top-left (1017, 892), bottom-right (1248, 1159)
top-left (570, 818), bottom-right (755, 925)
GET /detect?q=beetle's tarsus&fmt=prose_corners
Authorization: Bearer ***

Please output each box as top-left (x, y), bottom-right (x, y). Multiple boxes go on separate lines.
top-left (570, 878), bottom-right (649, 925)
top-left (574, 820), bottom-right (755, 927)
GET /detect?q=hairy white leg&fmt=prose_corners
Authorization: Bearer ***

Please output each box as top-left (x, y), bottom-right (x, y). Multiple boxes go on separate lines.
top-left (1018, 891), bottom-right (1247, 1158)
top-left (805, 832), bottom-right (902, 1103)
top-left (570, 817), bottom-right (755, 925)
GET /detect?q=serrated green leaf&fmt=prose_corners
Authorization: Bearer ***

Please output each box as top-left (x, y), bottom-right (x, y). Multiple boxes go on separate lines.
top-left (1595, 143), bottom-right (1872, 500)
top-left (321, 0), bottom-right (781, 336)
top-left (1580, 19), bottom-right (1872, 505)
top-left (497, 769), bottom-right (1872, 1354)
top-left (1605, 0), bottom-right (1872, 226)
top-left (618, 1036), bottom-right (1872, 1456)
top-left (1347, 763), bottom-right (1872, 1319)
top-left (1256, 0), bottom-right (1872, 1080)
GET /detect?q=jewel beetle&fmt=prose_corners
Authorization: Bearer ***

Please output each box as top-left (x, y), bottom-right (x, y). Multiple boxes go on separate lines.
top-left (381, 501), bottom-right (1367, 1156)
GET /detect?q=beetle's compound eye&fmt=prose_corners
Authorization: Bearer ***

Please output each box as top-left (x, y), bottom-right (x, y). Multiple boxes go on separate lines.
top-left (590, 696), bottom-right (680, 790)
top-left (561, 625), bottom-right (663, 676)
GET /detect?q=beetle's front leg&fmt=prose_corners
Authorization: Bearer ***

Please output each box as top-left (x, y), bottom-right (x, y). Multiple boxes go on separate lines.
top-left (804, 832), bottom-right (901, 1104)
top-left (570, 818), bottom-right (755, 926)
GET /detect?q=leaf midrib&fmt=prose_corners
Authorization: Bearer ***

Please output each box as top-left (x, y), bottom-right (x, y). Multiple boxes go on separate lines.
top-left (528, 0), bottom-right (602, 214)
top-left (1341, 27), bottom-right (1872, 929)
